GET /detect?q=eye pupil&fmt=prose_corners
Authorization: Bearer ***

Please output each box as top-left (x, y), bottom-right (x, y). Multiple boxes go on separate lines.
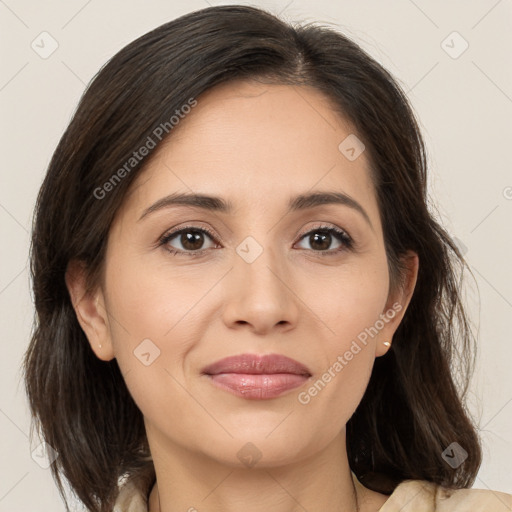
top-left (182, 231), bottom-right (204, 250)
top-left (310, 232), bottom-right (331, 251)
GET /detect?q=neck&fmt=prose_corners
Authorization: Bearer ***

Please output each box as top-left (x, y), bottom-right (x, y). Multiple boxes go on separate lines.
top-left (146, 427), bottom-right (382, 512)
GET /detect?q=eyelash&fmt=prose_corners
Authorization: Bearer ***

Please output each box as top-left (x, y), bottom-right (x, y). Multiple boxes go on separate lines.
top-left (158, 223), bottom-right (354, 258)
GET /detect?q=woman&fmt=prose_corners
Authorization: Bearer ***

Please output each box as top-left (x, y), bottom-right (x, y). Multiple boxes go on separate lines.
top-left (23, 5), bottom-right (512, 512)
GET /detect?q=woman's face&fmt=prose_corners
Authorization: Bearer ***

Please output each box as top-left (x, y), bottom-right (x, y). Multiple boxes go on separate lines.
top-left (76, 80), bottom-right (417, 467)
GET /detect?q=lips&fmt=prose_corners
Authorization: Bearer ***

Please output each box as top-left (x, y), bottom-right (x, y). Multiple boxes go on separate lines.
top-left (202, 353), bottom-right (311, 400)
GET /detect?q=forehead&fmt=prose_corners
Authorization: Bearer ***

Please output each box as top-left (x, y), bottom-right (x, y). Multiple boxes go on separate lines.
top-left (121, 80), bottom-right (378, 223)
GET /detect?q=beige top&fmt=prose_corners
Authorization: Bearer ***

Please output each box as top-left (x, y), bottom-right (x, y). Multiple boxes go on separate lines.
top-left (112, 472), bottom-right (512, 512)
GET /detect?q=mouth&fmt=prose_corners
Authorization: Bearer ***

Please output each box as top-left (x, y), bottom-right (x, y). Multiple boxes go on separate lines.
top-left (201, 353), bottom-right (312, 400)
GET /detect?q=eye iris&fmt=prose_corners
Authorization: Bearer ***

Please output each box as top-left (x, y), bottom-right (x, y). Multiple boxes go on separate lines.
top-left (181, 230), bottom-right (204, 250)
top-left (310, 232), bottom-right (331, 251)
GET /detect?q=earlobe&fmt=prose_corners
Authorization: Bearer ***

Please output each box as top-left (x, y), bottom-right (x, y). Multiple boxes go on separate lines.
top-left (375, 250), bottom-right (419, 357)
top-left (65, 260), bottom-right (115, 361)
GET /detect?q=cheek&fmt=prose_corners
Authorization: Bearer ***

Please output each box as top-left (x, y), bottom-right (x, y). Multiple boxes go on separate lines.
top-left (307, 257), bottom-right (389, 347)
top-left (294, 334), bottom-right (375, 451)
top-left (102, 249), bottom-right (228, 410)
top-left (294, 260), bottom-right (387, 417)
top-left (104, 251), bottom-right (206, 346)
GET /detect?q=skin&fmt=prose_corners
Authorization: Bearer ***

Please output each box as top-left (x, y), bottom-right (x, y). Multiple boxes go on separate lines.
top-left (67, 80), bottom-right (419, 512)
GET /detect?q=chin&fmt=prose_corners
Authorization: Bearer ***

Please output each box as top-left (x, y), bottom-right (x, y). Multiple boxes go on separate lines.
top-left (196, 428), bottom-right (330, 470)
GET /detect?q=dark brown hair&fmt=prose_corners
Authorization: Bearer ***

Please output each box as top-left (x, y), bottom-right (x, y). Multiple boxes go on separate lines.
top-left (23, 5), bottom-right (482, 511)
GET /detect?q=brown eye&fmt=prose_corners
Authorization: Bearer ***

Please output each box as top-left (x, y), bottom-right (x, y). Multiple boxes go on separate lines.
top-left (180, 230), bottom-right (207, 251)
top-left (295, 226), bottom-right (353, 255)
top-left (160, 226), bottom-right (218, 255)
top-left (308, 232), bottom-right (332, 251)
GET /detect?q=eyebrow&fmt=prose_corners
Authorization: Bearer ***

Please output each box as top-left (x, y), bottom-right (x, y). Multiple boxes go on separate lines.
top-left (138, 190), bottom-right (373, 229)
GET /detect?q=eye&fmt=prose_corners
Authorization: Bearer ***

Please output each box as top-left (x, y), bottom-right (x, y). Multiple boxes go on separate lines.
top-left (294, 225), bottom-right (353, 255)
top-left (158, 223), bottom-right (354, 257)
top-left (159, 226), bottom-right (219, 256)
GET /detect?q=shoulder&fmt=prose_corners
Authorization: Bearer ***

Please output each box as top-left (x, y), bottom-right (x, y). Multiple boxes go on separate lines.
top-left (379, 479), bottom-right (512, 512)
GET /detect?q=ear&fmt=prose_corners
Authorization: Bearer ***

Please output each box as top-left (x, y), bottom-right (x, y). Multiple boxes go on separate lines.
top-left (65, 259), bottom-right (115, 361)
top-left (375, 250), bottom-right (419, 357)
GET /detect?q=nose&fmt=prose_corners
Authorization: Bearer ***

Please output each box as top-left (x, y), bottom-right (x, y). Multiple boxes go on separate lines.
top-left (221, 241), bottom-right (300, 335)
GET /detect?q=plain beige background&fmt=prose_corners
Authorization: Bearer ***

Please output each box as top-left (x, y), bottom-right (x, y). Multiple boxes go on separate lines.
top-left (1, 0), bottom-right (511, 510)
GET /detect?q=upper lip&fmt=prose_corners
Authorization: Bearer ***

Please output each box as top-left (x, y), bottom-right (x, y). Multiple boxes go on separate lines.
top-left (202, 353), bottom-right (311, 376)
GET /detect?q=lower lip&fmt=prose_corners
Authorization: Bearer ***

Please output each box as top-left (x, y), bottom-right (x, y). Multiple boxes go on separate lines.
top-left (207, 373), bottom-right (309, 400)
